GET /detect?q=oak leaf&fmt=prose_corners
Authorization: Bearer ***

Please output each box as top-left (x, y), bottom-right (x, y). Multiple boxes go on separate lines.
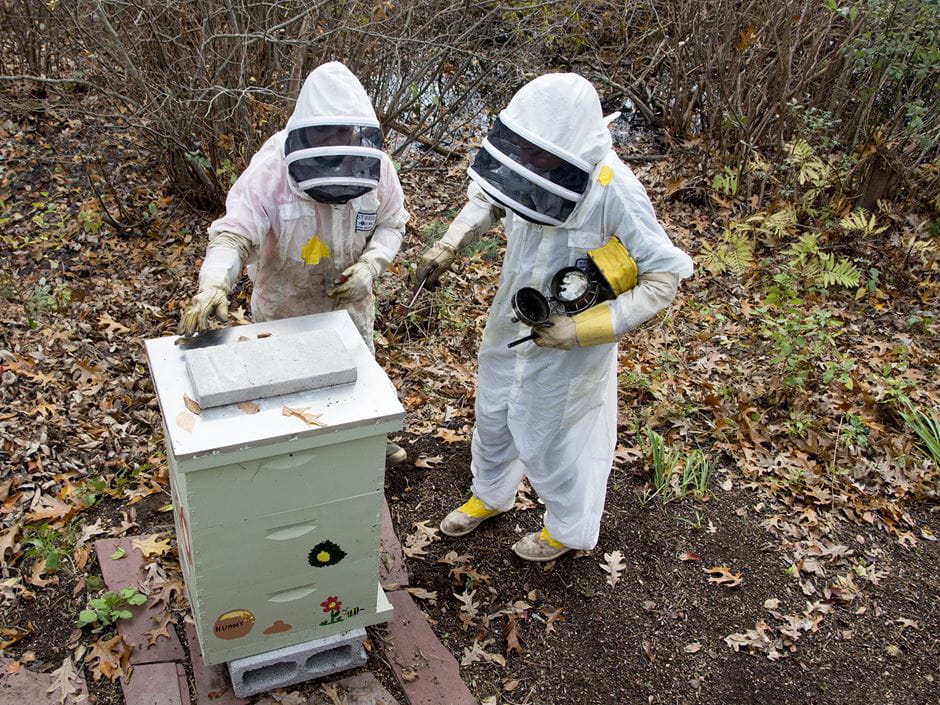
top-left (84, 634), bottom-right (133, 681)
top-left (45, 656), bottom-right (86, 705)
top-left (704, 565), bottom-right (743, 587)
top-left (600, 550), bottom-right (626, 588)
top-left (131, 534), bottom-right (173, 558)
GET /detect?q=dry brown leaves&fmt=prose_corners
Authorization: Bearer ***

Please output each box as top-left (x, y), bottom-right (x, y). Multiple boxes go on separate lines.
top-left (84, 634), bottom-right (133, 681)
top-left (402, 520), bottom-right (440, 559)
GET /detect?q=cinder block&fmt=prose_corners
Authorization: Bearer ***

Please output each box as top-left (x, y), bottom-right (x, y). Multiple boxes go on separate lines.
top-left (228, 627), bottom-right (367, 698)
top-left (185, 329), bottom-right (356, 408)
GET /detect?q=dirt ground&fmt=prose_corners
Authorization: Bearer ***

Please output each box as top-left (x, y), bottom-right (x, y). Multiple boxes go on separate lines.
top-left (2, 83), bottom-right (939, 705)
top-left (385, 435), bottom-right (940, 705)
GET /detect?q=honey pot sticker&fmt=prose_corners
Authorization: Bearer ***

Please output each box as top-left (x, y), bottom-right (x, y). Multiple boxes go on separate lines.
top-left (213, 609), bottom-right (255, 640)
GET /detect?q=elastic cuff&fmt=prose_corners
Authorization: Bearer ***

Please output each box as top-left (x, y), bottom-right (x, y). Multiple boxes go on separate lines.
top-left (573, 303), bottom-right (616, 346)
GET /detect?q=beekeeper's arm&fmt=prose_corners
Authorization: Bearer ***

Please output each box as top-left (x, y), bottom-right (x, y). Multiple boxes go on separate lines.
top-left (178, 138), bottom-right (278, 335)
top-left (535, 175), bottom-right (693, 350)
top-left (416, 182), bottom-right (504, 285)
top-left (329, 156), bottom-right (410, 303)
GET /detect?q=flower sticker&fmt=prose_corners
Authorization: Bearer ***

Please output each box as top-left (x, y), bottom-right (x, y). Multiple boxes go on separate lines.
top-left (320, 595), bottom-right (344, 626)
top-left (308, 540), bottom-right (346, 568)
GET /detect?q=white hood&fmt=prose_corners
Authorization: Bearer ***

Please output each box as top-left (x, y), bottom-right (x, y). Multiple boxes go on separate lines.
top-left (500, 73), bottom-right (611, 172)
top-left (286, 62), bottom-right (380, 131)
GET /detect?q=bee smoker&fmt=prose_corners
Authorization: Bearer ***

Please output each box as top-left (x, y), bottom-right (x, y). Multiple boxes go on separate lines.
top-left (506, 259), bottom-right (608, 348)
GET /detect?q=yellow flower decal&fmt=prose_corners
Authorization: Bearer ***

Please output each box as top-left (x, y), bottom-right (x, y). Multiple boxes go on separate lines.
top-left (301, 235), bottom-right (330, 265)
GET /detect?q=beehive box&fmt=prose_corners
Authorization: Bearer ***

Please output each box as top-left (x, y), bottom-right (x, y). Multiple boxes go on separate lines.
top-left (144, 311), bottom-right (402, 665)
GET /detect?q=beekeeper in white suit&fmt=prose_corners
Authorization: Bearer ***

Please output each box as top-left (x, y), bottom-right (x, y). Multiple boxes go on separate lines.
top-left (179, 61), bottom-right (410, 464)
top-left (418, 73), bottom-right (693, 561)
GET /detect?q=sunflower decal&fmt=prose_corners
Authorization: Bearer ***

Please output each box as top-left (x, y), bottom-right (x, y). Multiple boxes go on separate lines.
top-left (308, 540), bottom-right (346, 568)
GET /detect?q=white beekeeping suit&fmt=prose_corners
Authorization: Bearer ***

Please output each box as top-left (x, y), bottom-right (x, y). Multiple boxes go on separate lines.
top-left (179, 61), bottom-right (409, 356)
top-left (421, 73), bottom-right (693, 559)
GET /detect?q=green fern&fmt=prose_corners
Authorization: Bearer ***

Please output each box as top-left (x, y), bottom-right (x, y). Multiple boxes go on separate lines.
top-left (840, 209), bottom-right (888, 237)
top-left (817, 253), bottom-right (861, 288)
top-left (784, 139), bottom-right (830, 187)
top-left (749, 208), bottom-right (797, 239)
top-left (697, 223), bottom-right (754, 275)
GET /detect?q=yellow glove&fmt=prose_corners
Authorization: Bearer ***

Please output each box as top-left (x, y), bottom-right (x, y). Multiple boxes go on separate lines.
top-left (416, 241), bottom-right (457, 286)
top-left (178, 285), bottom-right (230, 335)
top-left (533, 303), bottom-right (616, 350)
top-left (327, 262), bottom-right (375, 304)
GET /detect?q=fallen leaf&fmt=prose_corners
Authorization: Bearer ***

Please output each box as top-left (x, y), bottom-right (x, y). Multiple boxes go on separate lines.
top-left (27, 558), bottom-right (58, 587)
top-left (175, 411), bottom-right (195, 432)
top-left (27, 495), bottom-right (75, 522)
top-left (540, 606), bottom-right (565, 633)
top-left (84, 634), bottom-right (133, 681)
top-left (237, 401), bottom-right (259, 414)
top-left (461, 639), bottom-right (506, 666)
top-left (600, 550), bottom-right (626, 588)
top-left (433, 427), bottom-right (465, 444)
top-left (436, 551), bottom-right (471, 565)
top-left (678, 551), bottom-right (701, 561)
top-left (143, 614), bottom-right (173, 648)
top-left (131, 534), bottom-right (173, 558)
top-left (109, 547), bottom-right (126, 560)
top-left (704, 565), bottom-right (743, 587)
top-left (684, 642), bottom-right (703, 653)
top-left (763, 598), bottom-right (781, 610)
top-left (405, 587), bottom-right (438, 602)
top-left (282, 405), bottom-right (326, 427)
top-left (0, 624), bottom-right (33, 650)
top-left (400, 669), bottom-right (418, 682)
top-left (414, 455), bottom-right (443, 469)
top-left (319, 682), bottom-right (348, 705)
top-left (503, 678), bottom-right (520, 692)
top-left (46, 656), bottom-right (86, 705)
top-left (183, 395), bottom-right (201, 415)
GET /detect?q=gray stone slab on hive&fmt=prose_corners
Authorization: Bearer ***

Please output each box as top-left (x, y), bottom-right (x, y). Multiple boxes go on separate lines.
top-left (93, 537), bottom-right (185, 664)
top-left (120, 662), bottom-right (190, 705)
top-left (380, 497), bottom-right (409, 587)
top-left (183, 623), bottom-right (248, 705)
top-left (228, 627), bottom-right (368, 698)
top-left (381, 591), bottom-right (476, 705)
top-left (184, 329), bottom-right (356, 408)
top-left (0, 657), bottom-right (89, 705)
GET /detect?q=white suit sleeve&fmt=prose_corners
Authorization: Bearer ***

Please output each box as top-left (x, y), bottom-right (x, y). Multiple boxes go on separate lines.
top-left (441, 181), bottom-right (504, 250)
top-left (358, 156), bottom-right (409, 277)
top-left (603, 168), bottom-right (693, 337)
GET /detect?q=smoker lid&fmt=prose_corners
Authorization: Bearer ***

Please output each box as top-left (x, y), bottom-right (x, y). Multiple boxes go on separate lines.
top-left (144, 311), bottom-right (404, 461)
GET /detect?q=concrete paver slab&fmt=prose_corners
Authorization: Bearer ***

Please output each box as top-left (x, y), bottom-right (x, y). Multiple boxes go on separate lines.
top-left (93, 538), bottom-right (185, 664)
top-left (120, 662), bottom-right (190, 705)
top-left (379, 591), bottom-right (476, 705)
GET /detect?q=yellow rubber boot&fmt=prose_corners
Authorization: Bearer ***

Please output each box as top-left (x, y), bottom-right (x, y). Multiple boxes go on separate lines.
top-left (512, 527), bottom-right (571, 562)
top-left (439, 496), bottom-right (504, 537)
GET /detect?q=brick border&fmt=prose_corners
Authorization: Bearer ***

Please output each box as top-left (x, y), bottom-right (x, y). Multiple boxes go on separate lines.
top-left (91, 497), bottom-right (474, 704)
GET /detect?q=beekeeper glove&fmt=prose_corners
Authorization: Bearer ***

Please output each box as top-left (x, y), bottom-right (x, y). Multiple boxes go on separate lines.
top-left (416, 241), bottom-right (457, 286)
top-left (178, 231), bottom-right (250, 335)
top-left (416, 182), bottom-right (502, 286)
top-left (328, 261), bottom-right (377, 303)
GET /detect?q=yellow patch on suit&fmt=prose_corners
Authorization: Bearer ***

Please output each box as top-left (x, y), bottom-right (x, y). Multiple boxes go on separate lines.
top-left (597, 165), bottom-right (613, 186)
top-left (300, 235), bottom-right (330, 265)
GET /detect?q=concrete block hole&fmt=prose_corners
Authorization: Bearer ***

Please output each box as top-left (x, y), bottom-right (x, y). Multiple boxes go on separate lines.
top-left (242, 661), bottom-right (298, 691)
top-left (305, 645), bottom-right (353, 672)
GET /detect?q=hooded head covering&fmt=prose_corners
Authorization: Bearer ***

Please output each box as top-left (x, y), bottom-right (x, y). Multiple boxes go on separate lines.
top-left (284, 62), bottom-right (385, 204)
top-left (468, 73), bottom-right (614, 226)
